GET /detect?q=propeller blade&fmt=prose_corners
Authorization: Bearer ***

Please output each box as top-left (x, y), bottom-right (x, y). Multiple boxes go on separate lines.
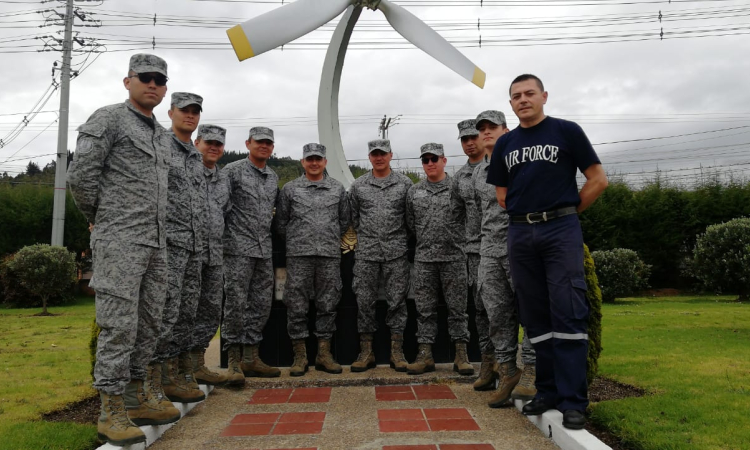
top-left (376, 0), bottom-right (486, 88)
top-left (227, 0), bottom-right (353, 61)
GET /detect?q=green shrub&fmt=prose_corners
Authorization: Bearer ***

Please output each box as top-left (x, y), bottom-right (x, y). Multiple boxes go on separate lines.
top-left (691, 217), bottom-right (750, 301)
top-left (584, 244), bottom-right (603, 386)
top-left (591, 248), bottom-right (651, 303)
top-left (4, 244), bottom-right (77, 314)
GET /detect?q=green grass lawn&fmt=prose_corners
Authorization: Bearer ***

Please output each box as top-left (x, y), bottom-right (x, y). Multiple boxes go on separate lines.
top-left (591, 295), bottom-right (750, 450)
top-left (0, 296), bottom-right (98, 450)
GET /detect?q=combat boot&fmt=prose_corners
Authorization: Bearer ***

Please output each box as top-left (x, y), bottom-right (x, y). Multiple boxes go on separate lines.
top-left (473, 353), bottom-right (498, 391)
top-left (290, 339), bottom-right (308, 377)
top-left (351, 333), bottom-right (376, 372)
top-left (241, 344), bottom-right (281, 378)
top-left (389, 334), bottom-right (408, 372)
top-left (225, 345), bottom-right (246, 388)
top-left (488, 361), bottom-right (521, 408)
top-left (511, 363), bottom-right (537, 400)
top-left (124, 379), bottom-right (181, 426)
top-left (178, 351), bottom-right (201, 391)
top-left (162, 356), bottom-right (205, 403)
top-left (191, 348), bottom-right (227, 386)
top-left (453, 341), bottom-right (475, 375)
top-left (315, 339), bottom-right (342, 374)
top-left (97, 391), bottom-right (146, 446)
top-left (407, 343), bottom-right (435, 375)
top-left (146, 361), bottom-right (175, 409)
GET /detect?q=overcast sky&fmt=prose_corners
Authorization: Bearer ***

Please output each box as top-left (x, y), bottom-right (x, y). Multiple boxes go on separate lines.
top-left (1, 0), bottom-right (749, 187)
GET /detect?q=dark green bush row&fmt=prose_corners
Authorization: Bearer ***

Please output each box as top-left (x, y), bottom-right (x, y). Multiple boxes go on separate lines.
top-left (580, 180), bottom-right (750, 287)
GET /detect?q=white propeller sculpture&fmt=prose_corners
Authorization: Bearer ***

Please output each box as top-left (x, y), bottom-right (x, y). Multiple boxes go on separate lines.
top-left (226, 0), bottom-right (486, 187)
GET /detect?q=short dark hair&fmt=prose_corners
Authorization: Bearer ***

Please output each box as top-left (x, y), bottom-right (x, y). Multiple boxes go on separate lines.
top-left (509, 74), bottom-right (544, 95)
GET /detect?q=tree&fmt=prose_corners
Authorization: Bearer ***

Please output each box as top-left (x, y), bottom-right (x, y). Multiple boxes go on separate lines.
top-left (25, 161), bottom-right (41, 176)
top-left (691, 217), bottom-right (750, 301)
top-left (5, 244), bottom-right (77, 315)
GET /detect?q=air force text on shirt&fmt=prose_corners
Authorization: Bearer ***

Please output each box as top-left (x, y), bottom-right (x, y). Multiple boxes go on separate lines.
top-left (504, 144), bottom-right (559, 171)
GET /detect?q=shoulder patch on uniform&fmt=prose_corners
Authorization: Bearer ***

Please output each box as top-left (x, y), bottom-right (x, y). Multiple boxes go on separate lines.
top-left (76, 122), bottom-right (106, 138)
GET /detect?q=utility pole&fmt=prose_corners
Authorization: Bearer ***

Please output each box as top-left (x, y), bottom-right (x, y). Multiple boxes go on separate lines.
top-left (378, 114), bottom-right (401, 139)
top-left (51, 0), bottom-right (75, 247)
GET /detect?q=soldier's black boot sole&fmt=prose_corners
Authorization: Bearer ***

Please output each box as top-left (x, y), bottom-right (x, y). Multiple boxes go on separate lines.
top-left (98, 433), bottom-right (146, 447)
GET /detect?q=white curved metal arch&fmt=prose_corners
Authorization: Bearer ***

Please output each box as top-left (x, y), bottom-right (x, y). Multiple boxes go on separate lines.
top-left (317, 5), bottom-right (362, 190)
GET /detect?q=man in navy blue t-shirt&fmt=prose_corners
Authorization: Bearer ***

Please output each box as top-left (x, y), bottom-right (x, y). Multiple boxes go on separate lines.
top-left (486, 74), bottom-right (608, 430)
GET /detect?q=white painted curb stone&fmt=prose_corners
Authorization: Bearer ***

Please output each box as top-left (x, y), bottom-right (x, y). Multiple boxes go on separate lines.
top-left (97, 385), bottom-right (213, 450)
top-left (514, 399), bottom-right (613, 450)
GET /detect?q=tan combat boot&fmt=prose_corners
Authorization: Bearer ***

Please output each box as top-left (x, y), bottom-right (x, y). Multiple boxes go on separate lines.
top-left (191, 348), bottom-right (228, 386)
top-left (241, 344), bottom-right (281, 378)
top-left (351, 333), bottom-right (376, 372)
top-left (453, 341), bottom-right (475, 375)
top-left (225, 345), bottom-right (246, 388)
top-left (473, 353), bottom-right (498, 391)
top-left (124, 379), bottom-right (181, 426)
top-left (488, 361), bottom-right (522, 408)
top-left (407, 343), bottom-right (435, 375)
top-left (147, 361), bottom-right (178, 410)
top-left (511, 363), bottom-right (537, 400)
top-left (290, 339), bottom-right (308, 377)
top-left (178, 351), bottom-right (202, 391)
top-left (315, 339), bottom-right (342, 374)
top-left (162, 356), bottom-right (205, 403)
top-left (389, 334), bottom-right (408, 372)
top-left (97, 392), bottom-right (146, 446)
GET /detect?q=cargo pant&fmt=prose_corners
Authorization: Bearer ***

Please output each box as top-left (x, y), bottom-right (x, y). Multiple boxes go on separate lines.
top-left (466, 253), bottom-right (491, 354)
top-left (90, 240), bottom-right (167, 394)
top-left (284, 256), bottom-right (341, 340)
top-left (353, 255), bottom-right (410, 335)
top-left (413, 260), bottom-right (470, 344)
top-left (222, 255), bottom-right (274, 350)
top-left (508, 214), bottom-right (589, 412)
top-left (477, 255), bottom-right (535, 365)
top-left (153, 246), bottom-right (201, 362)
top-left (192, 262), bottom-right (224, 350)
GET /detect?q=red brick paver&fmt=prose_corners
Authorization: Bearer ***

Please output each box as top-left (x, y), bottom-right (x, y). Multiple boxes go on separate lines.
top-left (249, 387), bottom-right (332, 404)
top-left (376, 385), bottom-right (456, 401)
top-left (377, 408), bottom-right (480, 433)
top-left (222, 412), bottom-right (326, 436)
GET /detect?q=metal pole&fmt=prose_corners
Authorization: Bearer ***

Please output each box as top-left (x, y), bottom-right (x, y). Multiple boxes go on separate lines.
top-left (51, 0), bottom-right (75, 247)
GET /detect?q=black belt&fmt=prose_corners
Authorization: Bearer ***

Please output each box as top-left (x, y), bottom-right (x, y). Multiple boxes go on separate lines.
top-left (510, 206), bottom-right (578, 224)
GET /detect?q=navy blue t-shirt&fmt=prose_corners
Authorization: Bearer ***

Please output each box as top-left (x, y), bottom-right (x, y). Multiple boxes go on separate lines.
top-left (486, 116), bottom-right (600, 215)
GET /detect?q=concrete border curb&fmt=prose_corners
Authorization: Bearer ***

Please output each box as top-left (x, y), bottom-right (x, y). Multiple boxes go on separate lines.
top-left (513, 399), bottom-right (612, 450)
top-left (96, 385), bottom-right (214, 450)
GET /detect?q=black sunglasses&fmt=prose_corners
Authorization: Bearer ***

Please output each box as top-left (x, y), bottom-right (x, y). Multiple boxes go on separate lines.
top-left (131, 73), bottom-right (168, 87)
top-left (421, 155), bottom-right (440, 164)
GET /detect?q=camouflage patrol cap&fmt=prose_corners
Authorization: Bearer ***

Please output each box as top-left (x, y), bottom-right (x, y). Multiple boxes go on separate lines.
top-left (475, 110), bottom-right (506, 127)
top-left (171, 92), bottom-right (203, 111)
top-left (129, 53), bottom-right (167, 77)
top-left (248, 127), bottom-right (274, 142)
top-left (197, 124), bottom-right (226, 144)
top-left (368, 139), bottom-right (392, 154)
top-left (303, 143), bottom-right (326, 159)
top-left (419, 143), bottom-right (444, 157)
top-left (457, 119), bottom-right (478, 139)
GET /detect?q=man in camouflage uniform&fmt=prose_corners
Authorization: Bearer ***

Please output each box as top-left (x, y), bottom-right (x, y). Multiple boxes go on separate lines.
top-left (472, 110), bottom-right (536, 407)
top-left (348, 139), bottom-right (413, 373)
top-left (222, 127), bottom-right (280, 382)
top-left (405, 143), bottom-right (472, 375)
top-left (190, 124), bottom-right (236, 387)
top-left (151, 92), bottom-right (207, 405)
top-left (276, 143), bottom-right (350, 376)
top-left (451, 119), bottom-right (484, 377)
top-left (68, 54), bottom-right (179, 446)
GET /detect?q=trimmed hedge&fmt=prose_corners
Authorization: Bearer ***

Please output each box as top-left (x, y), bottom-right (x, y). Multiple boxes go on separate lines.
top-left (584, 244), bottom-right (603, 385)
top-left (3, 244), bottom-right (77, 313)
top-left (592, 248), bottom-right (651, 303)
top-left (691, 217), bottom-right (750, 301)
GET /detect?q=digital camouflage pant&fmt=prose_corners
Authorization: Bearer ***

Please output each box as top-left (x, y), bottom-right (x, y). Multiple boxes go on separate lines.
top-left (477, 255), bottom-right (535, 365)
top-left (413, 260), bottom-right (470, 344)
top-left (466, 253), bottom-right (492, 354)
top-left (192, 262), bottom-right (224, 350)
top-left (222, 255), bottom-right (274, 350)
top-left (353, 255), bottom-right (410, 335)
top-left (90, 240), bottom-right (167, 395)
top-left (153, 246), bottom-right (202, 362)
top-left (284, 256), bottom-right (341, 340)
